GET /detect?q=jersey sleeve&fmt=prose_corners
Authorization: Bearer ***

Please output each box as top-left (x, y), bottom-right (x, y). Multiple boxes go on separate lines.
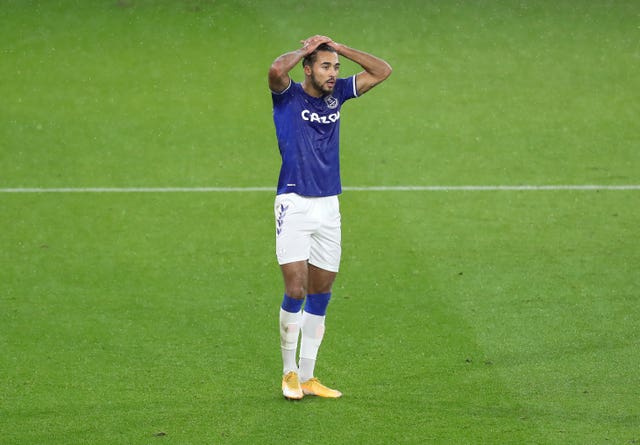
top-left (271, 78), bottom-right (293, 105)
top-left (336, 75), bottom-right (358, 102)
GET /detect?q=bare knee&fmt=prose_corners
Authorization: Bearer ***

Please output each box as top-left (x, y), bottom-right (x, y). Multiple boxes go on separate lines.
top-left (285, 283), bottom-right (306, 299)
top-left (281, 261), bottom-right (308, 300)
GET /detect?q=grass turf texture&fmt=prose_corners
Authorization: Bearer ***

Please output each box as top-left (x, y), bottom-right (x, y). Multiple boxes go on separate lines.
top-left (1, 0), bottom-right (639, 443)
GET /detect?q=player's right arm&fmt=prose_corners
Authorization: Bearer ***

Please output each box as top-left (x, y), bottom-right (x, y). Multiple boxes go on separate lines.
top-left (268, 35), bottom-right (332, 93)
top-left (268, 50), bottom-right (304, 93)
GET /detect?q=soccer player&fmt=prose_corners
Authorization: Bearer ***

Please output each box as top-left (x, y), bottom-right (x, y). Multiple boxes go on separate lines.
top-left (269, 35), bottom-right (392, 400)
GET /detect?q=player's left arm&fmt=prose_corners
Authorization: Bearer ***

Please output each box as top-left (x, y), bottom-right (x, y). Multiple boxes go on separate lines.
top-left (330, 42), bottom-right (392, 95)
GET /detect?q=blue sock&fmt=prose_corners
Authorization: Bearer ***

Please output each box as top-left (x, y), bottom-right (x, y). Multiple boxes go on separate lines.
top-left (281, 294), bottom-right (304, 313)
top-left (304, 293), bottom-right (332, 316)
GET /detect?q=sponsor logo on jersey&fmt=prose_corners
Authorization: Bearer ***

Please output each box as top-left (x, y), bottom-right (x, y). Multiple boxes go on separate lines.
top-left (301, 109), bottom-right (340, 124)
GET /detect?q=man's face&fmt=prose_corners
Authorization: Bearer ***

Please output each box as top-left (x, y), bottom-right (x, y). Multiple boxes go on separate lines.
top-left (307, 50), bottom-right (340, 95)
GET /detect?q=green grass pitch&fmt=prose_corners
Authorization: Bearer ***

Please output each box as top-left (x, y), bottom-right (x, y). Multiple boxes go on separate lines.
top-left (1, 1), bottom-right (639, 443)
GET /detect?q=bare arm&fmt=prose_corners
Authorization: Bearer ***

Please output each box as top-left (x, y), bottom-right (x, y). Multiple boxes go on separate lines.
top-left (268, 35), bottom-right (332, 93)
top-left (268, 49), bottom-right (305, 93)
top-left (331, 43), bottom-right (392, 95)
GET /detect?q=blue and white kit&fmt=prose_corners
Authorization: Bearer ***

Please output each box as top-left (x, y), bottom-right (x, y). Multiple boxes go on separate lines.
top-left (272, 76), bottom-right (358, 197)
top-left (271, 76), bottom-right (359, 270)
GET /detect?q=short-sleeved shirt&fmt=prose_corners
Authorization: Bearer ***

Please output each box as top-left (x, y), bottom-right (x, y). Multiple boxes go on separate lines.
top-left (272, 76), bottom-right (358, 197)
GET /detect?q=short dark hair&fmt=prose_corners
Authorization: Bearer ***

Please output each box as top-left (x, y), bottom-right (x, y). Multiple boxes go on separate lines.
top-left (302, 43), bottom-right (337, 68)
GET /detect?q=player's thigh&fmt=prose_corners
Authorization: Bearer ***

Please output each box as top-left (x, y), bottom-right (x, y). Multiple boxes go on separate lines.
top-left (280, 260), bottom-right (309, 299)
top-left (308, 263), bottom-right (337, 294)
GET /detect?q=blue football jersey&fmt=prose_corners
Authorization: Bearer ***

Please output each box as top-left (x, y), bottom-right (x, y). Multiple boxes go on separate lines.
top-left (272, 76), bottom-right (358, 197)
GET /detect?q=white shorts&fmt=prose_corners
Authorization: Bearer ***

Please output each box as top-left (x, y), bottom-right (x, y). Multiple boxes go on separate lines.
top-left (274, 193), bottom-right (342, 272)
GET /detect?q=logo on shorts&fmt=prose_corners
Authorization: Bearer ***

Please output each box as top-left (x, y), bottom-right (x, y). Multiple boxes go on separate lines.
top-left (276, 203), bottom-right (289, 236)
top-left (324, 95), bottom-right (339, 109)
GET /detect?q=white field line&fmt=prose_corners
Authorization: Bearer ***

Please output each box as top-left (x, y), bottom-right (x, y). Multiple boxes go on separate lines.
top-left (0, 185), bottom-right (639, 193)
top-left (344, 185), bottom-right (640, 191)
top-left (0, 187), bottom-right (274, 193)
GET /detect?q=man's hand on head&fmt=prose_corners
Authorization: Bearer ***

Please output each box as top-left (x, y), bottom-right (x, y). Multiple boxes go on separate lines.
top-left (300, 35), bottom-right (333, 54)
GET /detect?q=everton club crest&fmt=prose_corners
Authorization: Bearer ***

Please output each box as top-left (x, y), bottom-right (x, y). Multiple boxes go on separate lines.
top-left (324, 95), bottom-right (339, 110)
